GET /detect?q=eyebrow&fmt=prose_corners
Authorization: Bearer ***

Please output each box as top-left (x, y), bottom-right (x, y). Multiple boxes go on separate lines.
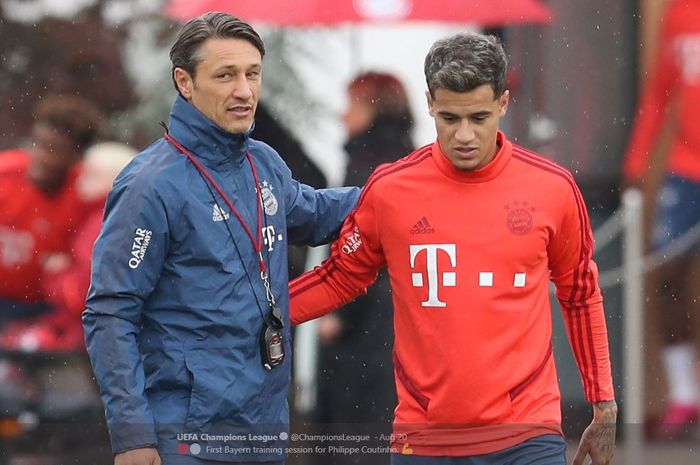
top-left (470, 111), bottom-right (492, 118)
top-left (213, 63), bottom-right (262, 73)
top-left (437, 109), bottom-right (492, 118)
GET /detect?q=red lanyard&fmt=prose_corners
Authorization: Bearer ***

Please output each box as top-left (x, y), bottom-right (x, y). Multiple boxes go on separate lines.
top-left (164, 133), bottom-right (267, 275)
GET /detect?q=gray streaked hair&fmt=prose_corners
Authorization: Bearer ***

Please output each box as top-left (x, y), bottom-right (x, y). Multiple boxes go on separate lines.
top-left (424, 32), bottom-right (507, 98)
top-left (169, 12), bottom-right (265, 95)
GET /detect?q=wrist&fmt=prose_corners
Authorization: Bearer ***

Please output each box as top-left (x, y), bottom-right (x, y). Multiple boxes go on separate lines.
top-left (592, 399), bottom-right (618, 423)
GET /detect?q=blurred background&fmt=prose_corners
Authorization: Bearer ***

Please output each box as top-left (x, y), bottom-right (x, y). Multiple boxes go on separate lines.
top-left (0, 0), bottom-right (698, 464)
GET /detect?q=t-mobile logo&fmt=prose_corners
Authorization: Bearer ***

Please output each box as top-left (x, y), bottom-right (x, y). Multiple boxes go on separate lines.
top-left (409, 244), bottom-right (457, 308)
top-left (262, 225), bottom-right (283, 252)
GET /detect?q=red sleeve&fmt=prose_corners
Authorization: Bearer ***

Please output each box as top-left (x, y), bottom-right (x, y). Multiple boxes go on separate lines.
top-left (548, 180), bottom-right (615, 403)
top-left (622, 5), bottom-right (679, 180)
top-left (289, 182), bottom-right (385, 325)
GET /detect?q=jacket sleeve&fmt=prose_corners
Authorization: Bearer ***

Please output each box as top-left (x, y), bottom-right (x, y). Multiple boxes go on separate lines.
top-left (82, 172), bottom-right (169, 453)
top-left (280, 159), bottom-right (360, 246)
top-left (622, 7), bottom-right (678, 181)
top-left (289, 183), bottom-right (384, 324)
top-left (548, 179), bottom-right (615, 403)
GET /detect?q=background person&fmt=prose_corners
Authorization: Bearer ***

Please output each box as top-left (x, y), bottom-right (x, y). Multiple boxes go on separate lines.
top-left (0, 94), bottom-right (102, 323)
top-left (315, 71), bottom-right (415, 465)
top-left (0, 142), bottom-right (137, 353)
top-left (622, 0), bottom-right (700, 439)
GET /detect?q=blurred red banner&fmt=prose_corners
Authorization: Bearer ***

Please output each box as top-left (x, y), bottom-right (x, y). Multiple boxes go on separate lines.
top-left (164, 0), bottom-right (553, 27)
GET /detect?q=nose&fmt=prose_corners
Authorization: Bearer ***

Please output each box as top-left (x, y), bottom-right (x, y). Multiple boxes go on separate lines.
top-left (232, 73), bottom-right (253, 101)
top-left (454, 120), bottom-right (475, 144)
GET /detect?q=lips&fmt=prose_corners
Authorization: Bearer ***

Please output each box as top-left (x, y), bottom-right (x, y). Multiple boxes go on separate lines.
top-left (454, 147), bottom-right (478, 158)
top-left (227, 105), bottom-right (252, 117)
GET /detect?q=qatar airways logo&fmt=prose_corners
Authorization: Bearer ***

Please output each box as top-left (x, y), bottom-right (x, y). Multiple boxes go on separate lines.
top-left (341, 226), bottom-right (363, 255)
top-left (128, 228), bottom-right (152, 269)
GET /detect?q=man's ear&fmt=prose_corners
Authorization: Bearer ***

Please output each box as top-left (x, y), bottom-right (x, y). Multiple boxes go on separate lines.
top-left (174, 68), bottom-right (194, 100)
top-left (426, 90), bottom-right (435, 117)
top-left (498, 90), bottom-right (510, 117)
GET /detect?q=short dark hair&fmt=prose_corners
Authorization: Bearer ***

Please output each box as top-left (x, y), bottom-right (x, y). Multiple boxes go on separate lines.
top-left (33, 95), bottom-right (102, 151)
top-left (169, 12), bottom-right (265, 94)
top-left (424, 32), bottom-right (507, 98)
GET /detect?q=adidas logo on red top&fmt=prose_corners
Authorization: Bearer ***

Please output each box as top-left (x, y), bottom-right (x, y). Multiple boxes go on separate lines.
top-left (410, 216), bottom-right (435, 235)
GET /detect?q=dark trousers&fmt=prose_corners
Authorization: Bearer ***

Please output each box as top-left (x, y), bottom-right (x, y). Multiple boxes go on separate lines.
top-left (390, 435), bottom-right (566, 465)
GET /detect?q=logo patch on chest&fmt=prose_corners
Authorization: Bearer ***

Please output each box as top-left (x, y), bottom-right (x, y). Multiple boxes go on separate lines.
top-left (505, 201), bottom-right (535, 235)
top-left (259, 180), bottom-right (278, 216)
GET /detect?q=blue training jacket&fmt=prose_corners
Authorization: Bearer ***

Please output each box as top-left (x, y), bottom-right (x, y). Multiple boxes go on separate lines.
top-left (83, 96), bottom-right (359, 462)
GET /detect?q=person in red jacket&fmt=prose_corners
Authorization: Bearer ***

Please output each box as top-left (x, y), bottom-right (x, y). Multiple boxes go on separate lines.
top-left (0, 142), bottom-right (136, 352)
top-left (622, 0), bottom-right (700, 438)
top-left (290, 33), bottom-right (617, 465)
top-left (0, 95), bottom-right (102, 320)
top-left (0, 94), bottom-right (102, 418)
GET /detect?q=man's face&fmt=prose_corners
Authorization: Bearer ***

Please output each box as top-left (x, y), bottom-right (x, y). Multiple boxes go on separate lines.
top-left (427, 84), bottom-right (509, 171)
top-left (175, 37), bottom-right (262, 134)
top-left (27, 123), bottom-right (80, 194)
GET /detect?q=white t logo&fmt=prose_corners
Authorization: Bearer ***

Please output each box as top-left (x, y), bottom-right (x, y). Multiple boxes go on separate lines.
top-left (409, 244), bottom-right (457, 307)
top-left (262, 225), bottom-right (283, 252)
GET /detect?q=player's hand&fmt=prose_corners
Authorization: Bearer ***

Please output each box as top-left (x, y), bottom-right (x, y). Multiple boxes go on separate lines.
top-left (115, 447), bottom-right (161, 465)
top-left (318, 314), bottom-right (344, 345)
top-left (572, 400), bottom-right (617, 465)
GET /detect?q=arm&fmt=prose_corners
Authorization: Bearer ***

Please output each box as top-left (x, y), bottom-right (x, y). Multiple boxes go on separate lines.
top-left (289, 183), bottom-right (384, 325)
top-left (548, 181), bottom-right (616, 465)
top-left (82, 174), bottom-right (169, 455)
top-left (282, 159), bottom-right (360, 245)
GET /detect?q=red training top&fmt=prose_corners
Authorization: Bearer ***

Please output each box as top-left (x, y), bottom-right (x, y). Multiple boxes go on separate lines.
top-left (290, 132), bottom-right (615, 456)
top-left (0, 149), bottom-right (85, 304)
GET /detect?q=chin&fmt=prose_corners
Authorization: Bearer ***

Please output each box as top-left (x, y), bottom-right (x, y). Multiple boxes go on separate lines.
top-left (226, 121), bottom-right (254, 134)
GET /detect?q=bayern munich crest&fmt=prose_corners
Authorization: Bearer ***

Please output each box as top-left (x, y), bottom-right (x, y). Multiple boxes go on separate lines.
top-left (259, 181), bottom-right (278, 216)
top-left (505, 200), bottom-right (535, 235)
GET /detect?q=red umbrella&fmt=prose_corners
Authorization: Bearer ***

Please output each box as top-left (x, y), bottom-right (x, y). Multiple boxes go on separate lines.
top-left (164, 0), bottom-right (552, 27)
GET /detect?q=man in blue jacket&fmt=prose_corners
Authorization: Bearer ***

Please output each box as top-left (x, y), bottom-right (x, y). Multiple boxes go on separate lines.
top-left (83, 12), bottom-right (360, 465)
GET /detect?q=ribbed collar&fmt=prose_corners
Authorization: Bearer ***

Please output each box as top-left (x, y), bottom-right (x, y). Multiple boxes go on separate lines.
top-left (431, 131), bottom-right (512, 183)
top-left (167, 95), bottom-right (251, 169)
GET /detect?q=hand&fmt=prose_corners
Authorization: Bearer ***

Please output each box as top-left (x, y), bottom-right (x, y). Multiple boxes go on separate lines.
top-left (115, 447), bottom-right (161, 465)
top-left (318, 314), bottom-right (344, 345)
top-left (572, 400), bottom-right (617, 465)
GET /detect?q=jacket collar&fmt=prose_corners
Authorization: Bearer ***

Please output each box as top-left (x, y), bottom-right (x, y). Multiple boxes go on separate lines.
top-left (167, 95), bottom-right (251, 168)
top-left (431, 131), bottom-right (512, 183)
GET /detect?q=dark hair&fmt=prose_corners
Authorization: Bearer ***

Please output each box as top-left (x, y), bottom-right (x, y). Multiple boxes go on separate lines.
top-left (348, 72), bottom-right (414, 130)
top-left (169, 12), bottom-right (265, 94)
top-left (424, 32), bottom-right (507, 98)
top-left (33, 95), bottom-right (102, 151)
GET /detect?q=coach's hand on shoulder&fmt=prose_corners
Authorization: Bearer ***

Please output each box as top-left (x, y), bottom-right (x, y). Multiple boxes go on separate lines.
top-left (115, 447), bottom-right (161, 465)
top-left (572, 400), bottom-right (617, 465)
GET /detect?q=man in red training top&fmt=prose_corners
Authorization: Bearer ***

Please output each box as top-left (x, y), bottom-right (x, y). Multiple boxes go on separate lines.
top-left (290, 33), bottom-right (616, 465)
top-left (622, 0), bottom-right (700, 438)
